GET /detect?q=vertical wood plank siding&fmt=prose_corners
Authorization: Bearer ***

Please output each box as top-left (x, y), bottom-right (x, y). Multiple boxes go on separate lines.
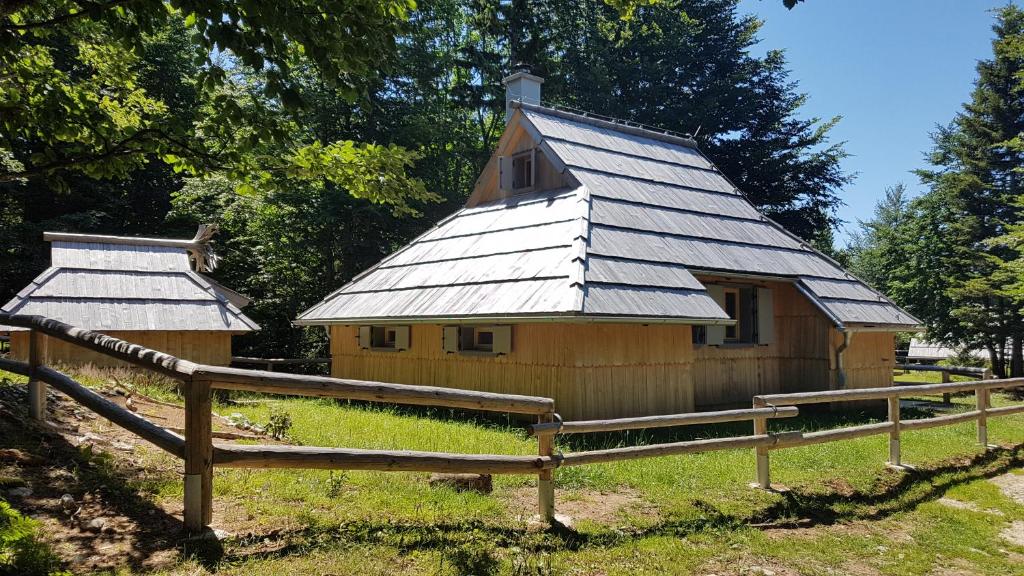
top-left (332, 323), bottom-right (695, 419)
top-left (9, 331), bottom-right (233, 367)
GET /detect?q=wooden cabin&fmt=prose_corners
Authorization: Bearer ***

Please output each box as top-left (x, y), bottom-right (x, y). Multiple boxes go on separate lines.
top-left (2, 229), bottom-right (258, 367)
top-left (295, 73), bottom-right (920, 419)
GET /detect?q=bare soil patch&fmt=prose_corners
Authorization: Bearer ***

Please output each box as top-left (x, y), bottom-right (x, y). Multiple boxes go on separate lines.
top-left (990, 471), bottom-right (1024, 505)
top-left (1000, 521), bottom-right (1024, 547)
top-left (502, 486), bottom-right (658, 526)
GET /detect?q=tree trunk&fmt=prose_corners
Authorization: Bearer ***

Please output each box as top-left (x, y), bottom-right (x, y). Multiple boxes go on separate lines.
top-left (987, 343), bottom-right (1005, 378)
top-left (1012, 335), bottom-right (1024, 378)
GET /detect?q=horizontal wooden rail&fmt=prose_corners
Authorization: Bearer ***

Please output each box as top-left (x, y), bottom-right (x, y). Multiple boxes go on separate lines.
top-left (559, 432), bottom-right (803, 467)
top-left (231, 356), bottom-right (331, 365)
top-left (212, 444), bottom-right (556, 474)
top-left (538, 406), bottom-right (799, 435)
top-left (1, 357), bottom-right (185, 457)
top-left (756, 377), bottom-right (1024, 406)
top-left (899, 410), bottom-right (983, 431)
top-left (770, 421), bottom-right (894, 450)
top-left (895, 363), bottom-right (988, 377)
top-left (987, 404), bottom-right (1024, 418)
top-left (193, 365), bottom-right (555, 415)
top-left (0, 313), bottom-right (198, 380)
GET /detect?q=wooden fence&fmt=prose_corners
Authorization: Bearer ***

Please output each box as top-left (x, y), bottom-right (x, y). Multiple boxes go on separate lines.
top-left (894, 362), bottom-right (991, 405)
top-left (229, 356), bottom-right (331, 373)
top-left (2, 313), bottom-right (1024, 532)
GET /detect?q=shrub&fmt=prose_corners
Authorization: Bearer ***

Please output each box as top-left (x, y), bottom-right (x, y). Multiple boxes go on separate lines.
top-left (0, 499), bottom-right (70, 576)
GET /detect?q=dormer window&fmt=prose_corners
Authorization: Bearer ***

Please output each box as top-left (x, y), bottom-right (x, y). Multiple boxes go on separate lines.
top-left (513, 151), bottom-right (534, 190)
top-left (499, 149), bottom-right (536, 192)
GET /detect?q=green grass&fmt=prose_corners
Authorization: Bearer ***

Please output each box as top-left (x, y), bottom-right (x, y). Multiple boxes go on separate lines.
top-left (2, 367), bottom-right (1024, 574)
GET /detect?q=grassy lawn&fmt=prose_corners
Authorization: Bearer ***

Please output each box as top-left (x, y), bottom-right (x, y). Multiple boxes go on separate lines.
top-left (1, 367), bottom-right (1023, 575)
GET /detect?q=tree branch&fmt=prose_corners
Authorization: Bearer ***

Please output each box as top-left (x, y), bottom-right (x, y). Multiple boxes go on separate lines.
top-left (1, 0), bottom-right (133, 32)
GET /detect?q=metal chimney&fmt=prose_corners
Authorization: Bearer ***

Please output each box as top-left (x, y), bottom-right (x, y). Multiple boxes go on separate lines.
top-left (502, 69), bottom-right (544, 122)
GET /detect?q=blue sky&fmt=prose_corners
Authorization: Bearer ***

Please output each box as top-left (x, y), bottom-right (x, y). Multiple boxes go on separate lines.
top-left (736, 0), bottom-right (1009, 245)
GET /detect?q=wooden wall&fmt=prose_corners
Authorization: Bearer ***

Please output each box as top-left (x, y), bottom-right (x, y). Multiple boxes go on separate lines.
top-left (8, 331), bottom-right (234, 367)
top-left (329, 281), bottom-right (897, 418)
top-left (691, 277), bottom-right (833, 408)
top-left (829, 330), bottom-right (895, 391)
top-left (332, 323), bottom-right (694, 420)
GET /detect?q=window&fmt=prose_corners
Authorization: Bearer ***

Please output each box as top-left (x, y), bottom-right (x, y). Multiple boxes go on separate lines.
top-left (513, 152), bottom-right (534, 190)
top-left (698, 285), bottom-right (775, 346)
top-left (443, 325), bottom-right (512, 355)
top-left (501, 150), bottom-right (536, 192)
top-left (357, 325), bottom-right (410, 351)
top-left (723, 288), bottom-right (740, 340)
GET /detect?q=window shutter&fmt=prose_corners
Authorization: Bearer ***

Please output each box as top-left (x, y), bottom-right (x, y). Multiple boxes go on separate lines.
top-left (706, 284), bottom-right (726, 346)
top-left (757, 287), bottom-right (775, 344)
top-left (499, 156), bottom-right (513, 192)
top-left (739, 287), bottom-right (755, 342)
top-left (492, 325), bottom-right (512, 355)
top-left (395, 326), bottom-right (411, 350)
top-left (357, 326), bottom-right (371, 349)
top-left (442, 326), bottom-right (459, 353)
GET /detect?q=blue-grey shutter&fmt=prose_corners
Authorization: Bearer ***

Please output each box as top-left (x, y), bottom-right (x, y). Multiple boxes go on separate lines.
top-left (395, 326), bottom-right (411, 350)
top-left (357, 326), bottom-right (371, 349)
top-left (442, 326), bottom-right (459, 353)
top-left (499, 156), bottom-right (513, 192)
top-left (757, 287), bottom-right (775, 344)
top-left (706, 285), bottom-right (726, 346)
top-left (492, 325), bottom-right (512, 354)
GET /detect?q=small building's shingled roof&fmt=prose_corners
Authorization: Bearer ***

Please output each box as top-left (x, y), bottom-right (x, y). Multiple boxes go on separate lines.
top-left (297, 103), bottom-right (920, 330)
top-left (2, 233), bottom-right (259, 332)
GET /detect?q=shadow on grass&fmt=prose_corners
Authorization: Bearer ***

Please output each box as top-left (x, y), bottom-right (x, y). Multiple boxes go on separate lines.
top-left (219, 443), bottom-right (1024, 565)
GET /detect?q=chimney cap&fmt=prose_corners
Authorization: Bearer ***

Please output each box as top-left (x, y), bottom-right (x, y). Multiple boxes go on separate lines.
top-left (502, 71), bottom-right (545, 86)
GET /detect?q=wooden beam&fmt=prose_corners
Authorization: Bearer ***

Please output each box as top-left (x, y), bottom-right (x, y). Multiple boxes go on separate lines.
top-left (184, 379), bottom-right (213, 531)
top-left (887, 396), bottom-right (901, 466)
top-left (212, 444), bottom-right (555, 474)
top-left (752, 398), bottom-right (770, 489)
top-left (559, 433), bottom-right (794, 467)
top-left (899, 410), bottom-right (982, 432)
top-left (756, 377), bottom-right (1024, 406)
top-left (548, 406), bottom-right (799, 435)
top-left (895, 363), bottom-right (988, 377)
top-left (193, 365), bottom-right (554, 415)
top-left (0, 314), bottom-right (198, 380)
top-left (537, 413), bottom-right (555, 522)
top-left (27, 329), bottom-right (45, 421)
top-left (770, 422), bottom-right (894, 450)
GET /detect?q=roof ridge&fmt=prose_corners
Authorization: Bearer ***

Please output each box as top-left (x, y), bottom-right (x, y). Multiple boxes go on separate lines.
top-left (515, 101), bottom-right (700, 150)
top-left (571, 185), bottom-right (591, 313)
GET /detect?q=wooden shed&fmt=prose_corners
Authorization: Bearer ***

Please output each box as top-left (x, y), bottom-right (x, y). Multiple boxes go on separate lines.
top-left (295, 73), bottom-right (920, 419)
top-left (2, 229), bottom-right (258, 367)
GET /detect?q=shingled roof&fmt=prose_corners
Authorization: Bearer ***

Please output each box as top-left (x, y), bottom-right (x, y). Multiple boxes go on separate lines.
top-left (2, 231), bottom-right (259, 332)
top-left (296, 103), bottom-right (920, 330)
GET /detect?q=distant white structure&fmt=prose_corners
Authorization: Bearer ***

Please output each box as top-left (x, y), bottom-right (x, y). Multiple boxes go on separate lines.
top-left (906, 337), bottom-right (990, 363)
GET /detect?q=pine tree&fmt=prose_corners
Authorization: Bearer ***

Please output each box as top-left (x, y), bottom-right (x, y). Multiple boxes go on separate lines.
top-left (895, 5), bottom-right (1024, 377)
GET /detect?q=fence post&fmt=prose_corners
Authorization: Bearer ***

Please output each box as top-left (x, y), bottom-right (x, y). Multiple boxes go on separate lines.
top-left (887, 394), bottom-right (901, 466)
top-left (537, 412), bottom-right (555, 523)
top-left (976, 384), bottom-right (990, 448)
top-left (941, 370), bottom-right (951, 404)
top-left (27, 330), bottom-right (46, 421)
top-left (752, 397), bottom-right (770, 489)
top-left (184, 378), bottom-right (213, 532)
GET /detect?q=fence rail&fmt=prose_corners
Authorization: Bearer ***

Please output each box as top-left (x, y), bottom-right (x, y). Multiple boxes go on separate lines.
top-left (3, 312), bottom-right (1024, 532)
top-left (751, 374), bottom-right (1024, 487)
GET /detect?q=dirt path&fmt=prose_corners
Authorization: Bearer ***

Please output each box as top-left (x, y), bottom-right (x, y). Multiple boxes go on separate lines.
top-left (0, 383), bottom-right (278, 572)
